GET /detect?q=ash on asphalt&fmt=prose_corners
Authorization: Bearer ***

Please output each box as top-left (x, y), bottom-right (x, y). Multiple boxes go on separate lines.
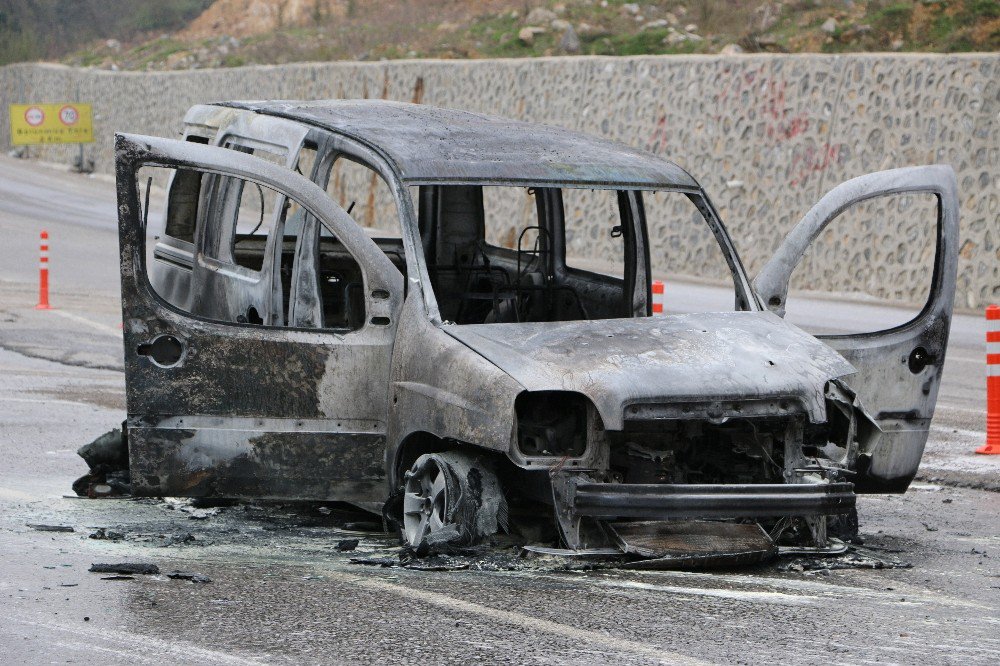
top-left (71, 496), bottom-right (918, 576)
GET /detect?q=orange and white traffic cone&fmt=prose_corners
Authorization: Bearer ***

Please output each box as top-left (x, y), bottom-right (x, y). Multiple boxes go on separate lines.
top-left (35, 230), bottom-right (51, 310)
top-left (651, 280), bottom-right (665, 316)
top-left (975, 304), bottom-right (1000, 455)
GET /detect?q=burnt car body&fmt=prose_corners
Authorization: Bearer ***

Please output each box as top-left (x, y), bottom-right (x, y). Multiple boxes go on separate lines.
top-left (113, 100), bottom-right (958, 555)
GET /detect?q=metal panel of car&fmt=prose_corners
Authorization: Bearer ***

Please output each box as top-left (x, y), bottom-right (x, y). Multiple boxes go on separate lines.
top-left (443, 311), bottom-right (856, 430)
top-left (116, 133), bottom-right (404, 502)
top-left (220, 100), bottom-right (700, 189)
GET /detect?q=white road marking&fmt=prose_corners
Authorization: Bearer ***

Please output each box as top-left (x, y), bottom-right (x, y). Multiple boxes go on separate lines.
top-left (936, 405), bottom-right (985, 417)
top-left (0, 486), bottom-right (37, 501)
top-left (946, 354), bottom-right (986, 364)
top-left (13, 619), bottom-right (270, 666)
top-left (549, 570), bottom-right (994, 612)
top-left (48, 638), bottom-right (164, 665)
top-left (0, 395), bottom-right (103, 408)
top-left (48, 309), bottom-right (122, 336)
top-left (336, 571), bottom-right (710, 665)
top-left (597, 579), bottom-right (818, 605)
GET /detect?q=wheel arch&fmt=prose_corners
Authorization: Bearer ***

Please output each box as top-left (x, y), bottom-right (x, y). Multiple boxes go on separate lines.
top-left (389, 430), bottom-right (520, 491)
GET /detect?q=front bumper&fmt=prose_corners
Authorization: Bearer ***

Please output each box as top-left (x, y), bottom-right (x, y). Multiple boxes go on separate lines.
top-left (572, 481), bottom-right (857, 520)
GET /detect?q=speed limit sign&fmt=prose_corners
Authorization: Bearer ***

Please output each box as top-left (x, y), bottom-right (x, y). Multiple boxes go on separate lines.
top-left (58, 105), bottom-right (80, 126)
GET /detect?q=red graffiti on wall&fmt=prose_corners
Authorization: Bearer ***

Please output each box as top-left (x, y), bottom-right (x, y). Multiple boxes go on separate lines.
top-left (762, 80), bottom-right (810, 141)
top-left (644, 67), bottom-right (841, 188)
top-left (646, 113), bottom-right (668, 154)
top-left (717, 69), bottom-right (811, 142)
top-left (644, 66), bottom-right (840, 188)
top-left (789, 142), bottom-right (841, 188)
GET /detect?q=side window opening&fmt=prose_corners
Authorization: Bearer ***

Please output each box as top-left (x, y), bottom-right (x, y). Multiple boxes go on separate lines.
top-left (325, 155), bottom-right (401, 239)
top-left (560, 188), bottom-right (633, 320)
top-left (216, 140), bottom-right (287, 273)
top-left (416, 185), bottom-right (635, 325)
top-left (317, 153), bottom-right (405, 312)
top-left (162, 135), bottom-right (210, 244)
top-left (639, 190), bottom-right (738, 315)
top-left (782, 192), bottom-right (939, 336)
top-left (163, 169), bottom-right (201, 245)
top-left (561, 188), bottom-right (627, 279)
top-left (225, 176), bottom-right (270, 271)
top-left (139, 163), bottom-right (367, 333)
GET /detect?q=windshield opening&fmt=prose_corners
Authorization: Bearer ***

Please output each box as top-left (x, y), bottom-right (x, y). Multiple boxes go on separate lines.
top-left (412, 184), bottom-right (740, 325)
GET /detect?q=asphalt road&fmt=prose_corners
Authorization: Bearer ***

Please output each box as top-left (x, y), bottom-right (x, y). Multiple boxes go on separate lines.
top-left (1, 155), bottom-right (997, 665)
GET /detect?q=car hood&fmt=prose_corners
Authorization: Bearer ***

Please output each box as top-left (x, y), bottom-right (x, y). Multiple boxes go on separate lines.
top-left (443, 312), bottom-right (855, 429)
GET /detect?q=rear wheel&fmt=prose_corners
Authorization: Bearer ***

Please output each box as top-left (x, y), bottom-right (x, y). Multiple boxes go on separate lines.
top-left (401, 451), bottom-right (506, 549)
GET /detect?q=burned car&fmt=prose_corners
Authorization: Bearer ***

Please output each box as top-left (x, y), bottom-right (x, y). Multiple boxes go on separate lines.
top-left (110, 100), bottom-right (957, 561)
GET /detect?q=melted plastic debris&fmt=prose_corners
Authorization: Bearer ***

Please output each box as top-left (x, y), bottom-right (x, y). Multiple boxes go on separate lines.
top-left (778, 546), bottom-right (913, 572)
top-left (167, 571), bottom-right (212, 583)
top-left (90, 562), bottom-right (160, 575)
top-left (27, 524), bottom-right (74, 533)
top-left (161, 498), bottom-right (221, 520)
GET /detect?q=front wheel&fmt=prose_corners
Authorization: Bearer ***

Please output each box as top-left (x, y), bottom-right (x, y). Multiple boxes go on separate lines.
top-left (401, 451), bottom-right (506, 549)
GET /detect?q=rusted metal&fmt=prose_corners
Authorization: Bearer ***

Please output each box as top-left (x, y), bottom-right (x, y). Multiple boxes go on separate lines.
top-left (610, 521), bottom-right (778, 569)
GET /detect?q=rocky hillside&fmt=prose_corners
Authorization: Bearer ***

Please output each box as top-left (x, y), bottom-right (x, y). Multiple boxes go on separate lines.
top-left (9, 1), bottom-right (1000, 70)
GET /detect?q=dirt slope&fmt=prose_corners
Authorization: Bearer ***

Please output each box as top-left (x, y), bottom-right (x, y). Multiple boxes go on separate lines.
top-left (179, 0), bottom-right (347, 40)
top-left (48, 0), bottom-right (1000, 71)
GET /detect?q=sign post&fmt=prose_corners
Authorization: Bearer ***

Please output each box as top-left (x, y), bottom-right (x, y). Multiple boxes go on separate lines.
top-left (8, 103), bottom-right (94, 164)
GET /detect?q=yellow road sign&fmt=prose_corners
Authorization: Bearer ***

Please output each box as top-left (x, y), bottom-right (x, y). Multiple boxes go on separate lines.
top-left (9, 103), bottom-right (94, 146)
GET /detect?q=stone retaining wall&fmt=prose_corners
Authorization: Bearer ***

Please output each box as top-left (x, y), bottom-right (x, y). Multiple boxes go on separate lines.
top-left (1, 55), bottom-right (996, 309)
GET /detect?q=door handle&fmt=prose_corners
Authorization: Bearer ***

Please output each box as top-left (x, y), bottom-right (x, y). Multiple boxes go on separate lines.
top-left (907, 346), bottom-right (935, 374)
top-left (137, 334), bottom-right (185, 367)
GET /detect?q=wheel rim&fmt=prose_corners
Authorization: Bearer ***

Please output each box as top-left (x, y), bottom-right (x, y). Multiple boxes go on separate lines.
top-left (402, 457), bottom-right (448, 547)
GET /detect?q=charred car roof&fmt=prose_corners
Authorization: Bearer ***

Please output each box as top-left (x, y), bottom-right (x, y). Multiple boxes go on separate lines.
top-left (216, 99), bottom-right (699, 189)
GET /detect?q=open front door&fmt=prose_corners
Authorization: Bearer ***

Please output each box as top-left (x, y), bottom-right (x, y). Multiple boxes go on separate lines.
top-left (755, 166), bottom-right (959, 492)
top-left (115, 133), bottom-right (403, 507)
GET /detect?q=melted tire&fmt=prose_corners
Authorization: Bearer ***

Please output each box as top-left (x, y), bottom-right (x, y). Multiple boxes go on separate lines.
top-left (402, 451), bottom-right (506, 550)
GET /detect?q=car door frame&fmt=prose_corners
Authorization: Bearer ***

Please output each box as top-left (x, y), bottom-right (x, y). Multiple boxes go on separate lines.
top-left (754, 165), bottom-right (959, 492)
top-left (116, 132), bottom-right (404, 508)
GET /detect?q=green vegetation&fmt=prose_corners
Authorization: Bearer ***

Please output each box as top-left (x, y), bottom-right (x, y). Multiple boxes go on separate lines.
top-left (0, 19), bottom-right (41, 64)
top-left (128, 0), bottom-right (214, 33)
top-left (0, 0), bottom-right (212, 66)
top-left (821, 0), bottom-right (1000, 53)
top-left (134, 39), bottom-right (188, 69)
